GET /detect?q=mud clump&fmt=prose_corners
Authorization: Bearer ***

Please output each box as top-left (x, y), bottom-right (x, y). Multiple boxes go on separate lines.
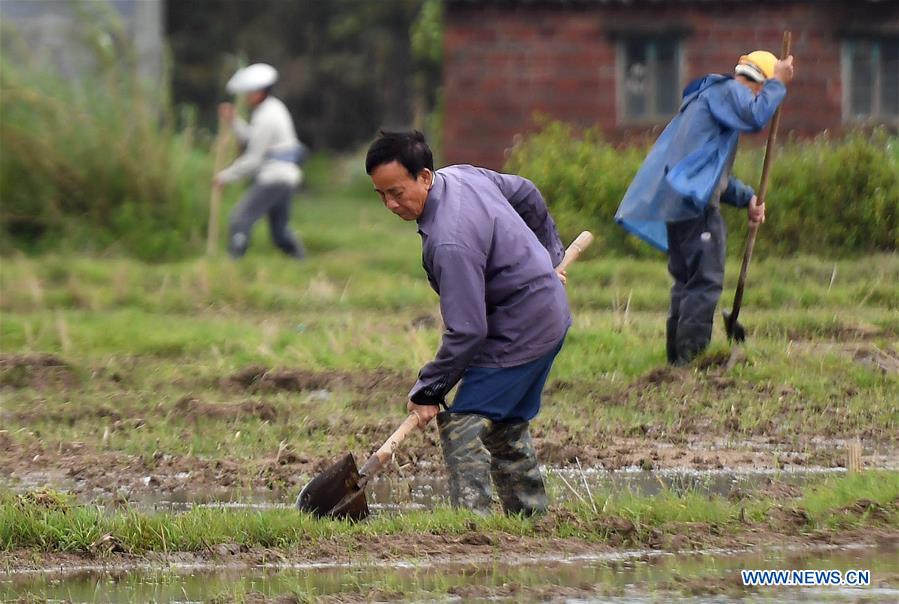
top-left (224, 365), bottom-right (412, 395)
top-left (593, 516), bottom-right (642, 547)
top-left (639, 366), bottom-right (681, 386)
top-left (770, 506), bottom-right (812, 532)
top-left (275, 442), bottom-right (306, 466)
top-left (600, 365), bottom-right (688, 405)
top-left (840, 499), bottom-right (892, 522)
top-left (213, 542), bottom-right (250, 557)
top-left (695, 351), bottom-right (731, 371)
top-left (729, 479), bottom-right (803, 503)
top-left (0, 354), bottom-right (78, 390)
top-left (409, 313), bottom-right (439, 329)
top-left (174, 396), bottom-right (277, 422)
top-left (0, 354), bottom-right (67, 368)
top-left (263, 370), bottom-right (332, 392)
top-left (853, 347), bottom-right (899, 375)
top-left (226, 365), bottom-right (330, 391)
top-left (599, 516), bottom-right (636, 537)
top-left (665, 533), bottom-right (692, 551)
top-left (539, 441), bottom-right (582, 464)
top-left (543, 379), bottom-right (574, 394)
top-left (535, 508), bottom-right (578, 530)
top-left (459, 532), bottom-right (493, 546)
top-left (760, 479), bottom-right (804, 500)
top-left (227, 365), bottom-right (269, 388)
top-left (16, 488), bottom-right (71, 511)
top-left (89, 533), bottom-right (126, 557)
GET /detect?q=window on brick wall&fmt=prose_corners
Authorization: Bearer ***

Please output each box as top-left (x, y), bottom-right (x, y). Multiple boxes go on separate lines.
top-left (618, 36), bottom-right (681, 122)
top-left (843, 37), bottom-right (899, 122)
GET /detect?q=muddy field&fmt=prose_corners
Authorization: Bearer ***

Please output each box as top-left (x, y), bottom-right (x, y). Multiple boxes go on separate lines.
top-left (1, 196), bottom-right (897, 601)
top-left (2, 350), bottom-right (896, 504)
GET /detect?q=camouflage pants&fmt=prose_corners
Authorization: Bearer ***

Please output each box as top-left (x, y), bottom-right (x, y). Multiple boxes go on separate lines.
top-left (436, 411), bottom-right (547, 516)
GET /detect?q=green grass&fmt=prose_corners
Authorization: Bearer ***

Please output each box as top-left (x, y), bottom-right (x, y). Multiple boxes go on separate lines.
top-left (0, 190), bottom-right (897, 476)
top-left (2, 472), bottom-right (895, 555)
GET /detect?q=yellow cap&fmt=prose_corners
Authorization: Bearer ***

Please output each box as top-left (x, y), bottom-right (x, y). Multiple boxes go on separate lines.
top-left (737, 50), bottom-right (778, 81)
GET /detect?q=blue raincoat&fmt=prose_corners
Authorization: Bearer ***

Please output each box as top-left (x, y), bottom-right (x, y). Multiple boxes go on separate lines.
top-left (615, 75), bottom-right (786, 252)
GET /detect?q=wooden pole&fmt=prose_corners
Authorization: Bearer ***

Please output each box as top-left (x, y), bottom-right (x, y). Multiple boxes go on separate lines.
top-left (847, 439), bottom-right (863, 474)
top-left (726, 31), bottom-right (792, 337)
top-left (206, 116), bottom-right (231, 256)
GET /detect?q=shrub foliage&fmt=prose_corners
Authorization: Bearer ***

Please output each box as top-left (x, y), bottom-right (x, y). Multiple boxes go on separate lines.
top-left (504, 121), bottom-right (898, 257)
top-left (1, 19), bottom-right (212, 260)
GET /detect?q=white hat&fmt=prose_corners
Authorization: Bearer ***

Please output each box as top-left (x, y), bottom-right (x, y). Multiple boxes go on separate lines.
top-left (734, 63), bottom-right (766, 83)
top-left (226, 63), bottom-right (278, 94)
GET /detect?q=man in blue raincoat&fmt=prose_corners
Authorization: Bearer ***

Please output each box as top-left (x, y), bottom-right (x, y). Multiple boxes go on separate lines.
top-left (616, 50), bottom-right (795, 365)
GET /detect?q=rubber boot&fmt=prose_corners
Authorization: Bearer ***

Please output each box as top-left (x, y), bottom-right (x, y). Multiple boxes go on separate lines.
top-left (483, 421), bottom-right (548, 516)
top-left (436, 412), bottom-right (495, 515)
top-left (674, 321), bottom-right (713, 366)
top-left (666, 315), bottom-right (679, 365)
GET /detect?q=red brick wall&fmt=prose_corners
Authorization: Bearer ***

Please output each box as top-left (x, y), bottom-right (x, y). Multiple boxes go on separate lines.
top-left (443, 1), bottom-right (899, 169)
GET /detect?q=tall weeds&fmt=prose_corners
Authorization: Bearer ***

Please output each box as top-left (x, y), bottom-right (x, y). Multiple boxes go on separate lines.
top-left (0, 5), bottom-right (212, 260)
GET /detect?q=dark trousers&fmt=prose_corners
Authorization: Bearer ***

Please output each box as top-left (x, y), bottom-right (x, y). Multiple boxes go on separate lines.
top-left (666, 204), bottom-right (726, 365)
top-left (228, 182), bottom-right (304, 259)
top-left (450, 336), bottom-right (566, 422)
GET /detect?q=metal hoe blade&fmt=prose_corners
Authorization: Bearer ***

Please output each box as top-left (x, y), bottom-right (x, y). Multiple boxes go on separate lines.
top-left (295, 412), bottom-right (422, 521)
top-left (295, 453), bottom-right (370, 521)
top-left (722, 309), bottom-right (746, 343)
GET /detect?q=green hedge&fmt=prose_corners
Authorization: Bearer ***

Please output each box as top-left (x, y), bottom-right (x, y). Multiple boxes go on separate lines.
top-left (504, 121), bottom-right (899, 257)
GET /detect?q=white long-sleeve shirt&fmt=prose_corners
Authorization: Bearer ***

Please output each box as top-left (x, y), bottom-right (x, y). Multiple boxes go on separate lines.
top-left (217, 96), bottom-right (302, 187)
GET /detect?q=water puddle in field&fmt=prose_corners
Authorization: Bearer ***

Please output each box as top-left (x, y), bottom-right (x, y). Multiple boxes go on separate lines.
top-left (134, 467), bottom-right (848, 513)
top-left (363, 466), bottom-right (849, 513)
top-left (3, 544), bottom-right (896, 602)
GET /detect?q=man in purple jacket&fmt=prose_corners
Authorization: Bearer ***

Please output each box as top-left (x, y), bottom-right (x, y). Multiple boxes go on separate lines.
top-left (366, 131), bottom-right (571, 516)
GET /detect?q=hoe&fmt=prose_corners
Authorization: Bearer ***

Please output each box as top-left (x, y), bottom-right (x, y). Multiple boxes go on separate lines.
top-left (296, 231), bottom-right (595, 520)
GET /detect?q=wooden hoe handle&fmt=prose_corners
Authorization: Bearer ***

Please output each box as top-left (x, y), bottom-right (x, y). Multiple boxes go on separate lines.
top-left (756, 31), bottom-right (792, 208)
top-left (358, 412), bottom-right (421, 478)
top-left (729, 31), bottom-right (791, 324)
top-left (556, 231), bottom-right (594, 274)
top-left (206, 116), bottom-right (232, 256)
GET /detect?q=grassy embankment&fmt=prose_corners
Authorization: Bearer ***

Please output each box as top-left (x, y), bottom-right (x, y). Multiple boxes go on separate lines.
top-left (1, 471), bottom-right (897, 556)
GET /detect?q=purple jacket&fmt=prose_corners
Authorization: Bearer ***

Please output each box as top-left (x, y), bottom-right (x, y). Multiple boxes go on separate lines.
top-left (409, 165), bottom-right (572, 406)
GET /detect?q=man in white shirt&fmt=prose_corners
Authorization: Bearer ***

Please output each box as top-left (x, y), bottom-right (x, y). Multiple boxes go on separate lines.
top-left (214, 63), bottom-right (305, 259)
